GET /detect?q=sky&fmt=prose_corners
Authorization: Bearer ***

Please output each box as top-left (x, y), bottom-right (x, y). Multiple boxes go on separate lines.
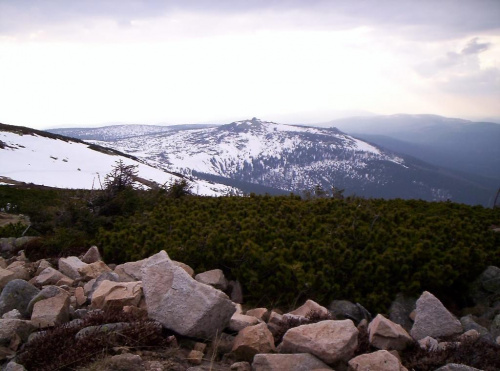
top-left (0, 0), bottom-right (499, 129)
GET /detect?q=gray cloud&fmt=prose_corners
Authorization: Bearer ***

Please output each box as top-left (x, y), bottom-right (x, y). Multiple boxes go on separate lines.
top-left (462, 37), bottom-right (491, 54)
top-left (440, 67), bottom-right (500, 95)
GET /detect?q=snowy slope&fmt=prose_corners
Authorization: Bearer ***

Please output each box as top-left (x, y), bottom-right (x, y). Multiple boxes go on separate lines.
top-left (0, 126), bottom-right (236, 196)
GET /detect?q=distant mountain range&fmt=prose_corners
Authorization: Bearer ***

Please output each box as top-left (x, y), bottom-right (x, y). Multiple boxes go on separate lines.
top-left (48, 117), bottom-right (498, 205)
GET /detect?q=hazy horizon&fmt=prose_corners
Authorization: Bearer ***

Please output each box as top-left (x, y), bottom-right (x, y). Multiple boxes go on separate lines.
top-left (1, 1), bottom-right (499, 130)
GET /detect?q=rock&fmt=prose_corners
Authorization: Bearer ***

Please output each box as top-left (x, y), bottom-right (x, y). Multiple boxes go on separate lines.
top-left (0, 257), bottom-right (7, 269)
top-left (32, 267), bottom-right (72, 287)
top-left (108, 353), bottom-right (145, 371)
top-left (0, 279), bottom-right (40, 318)
top-left (389, 294), bottom-right (416, 332)
top-left (279, 319), bottom-right (358, 365)
top-left (91, 280), bottom-right (142, 309)
top-left (193, 342), bottom-right (207, 352)
top-left (230, 361), bottom-right (251, 371)
top-left (231, 323), bottom-right (275, 362)
top-left (81, 246), bottom-right (102, 264)
top-left (0, 267), bottom-right (15, 290)
top-left (434, 364), bottom-right (483, 371)
top-left (2, 309), bottom-right (21, 320)
top-left (469, 266), bottom-right (500, 305)
top-left (85, 272), bottom-right (120, 300)
top-left (0, 238), bottom-right (15, 254)
top-left (172, 260), bottom-right (194, 277)
top-left (458, 329), bottom-right (480, 342)
top-left (34, 259), bottom-right (52, 275)
top-left (3, 361), bottom-right (27, 371)
top-left (195, 269), bottom-right (229, 291)
top-left (0, 319), bottom-right (35, 346)
top-left (252, 353), bottom-right (332, 370)
top-left (5, 261), bottom-right (30, 281)
top-left (328, 300), bottom-right (371, 324)
top-left (348, 350), bottom-right (408, 371)
top-left (410, 291), bottom-right (463, 340)
top-left (418, 336), bottom-right (438, 351)
top-left (490, 314), bottom-right (500, 338)
top-left (141, 251), bottom-right (235, 339)
top-left (74, 286), bottom-right (87, 307)
top-left (77, 260), bottom-right (112, 280)
top-left (459, 315), bottom-right (490, 337)
top-left (267, 311), bottom-right (284, 336)
top-left (13, 237), bottom-right (36, 252)
top-left (246, 308), bottom-right (269, 322)
top-left (228, 280), bottom-right (243, 304)
top-left (0, 346), bottom-right (15, 361)
top-left (288, 299), bottom-right (329, 319)
top-left (368, 314), bottom-right (413, 350)
top-left (27, 286), bottom-right (66, 315)
top-left (114, 259), bottom-right (147, 281)
top-left (229, 313), bottom-right (261, 332)
top-left (187, 350), bottom-right (204, 365)
top-left (58, 256), bottom-right (87, 280)
top-left (31, 290), bottom-right (70, 328)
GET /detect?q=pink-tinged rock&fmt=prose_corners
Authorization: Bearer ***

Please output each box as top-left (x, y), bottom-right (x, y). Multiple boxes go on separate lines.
top-left (279, 320), bottom-right (358, 365)
top-left (33, 267), bottom-right (72, 287)
top-left (90, 280), bottom-right (142, 309)
top-left (195, 269), bottom-right (229, 291)
top-left (31, 291), bottom-right (70, 328)
top-left (141, 251), bottom-right (235, 339)
top-left (77, 261), bottom-right (112, 280)
top-left (114, 259), bottom-right (146, 282)
top-left (0, 319), bottom-right (35, 346)
top-left (348, 350), bottom-right (408, 371)
top-left (172, 260), bottom-right (194, 277)
top-left (81, 246), bottom-right (102, 264)
top-left (252, 353), bottom-right (333, 370)
top-left (187, 350), bottom-right (204, 365)
top-left (288, 299), bottom-right (329, 319)
top-left (418, 336), bottom-right (438, 351)
top-left (368, 314), bottom-right (413, 350)
top-left (5, 261), bottom-right (29, 281)
top-left (232, 322), bottom-right (275, 362)
top-left (74, 287), bottom-right (87, 307)
top-left (246, 308), bottom-right (269, 322)
top-left (58, 256), bottom-right (87, 280)
top-left (0, 268), bottom-right (15, 290)
top-left (229, 313), bottom-right (261, 332)
top-left (410, 292), bottom-right (463, 340)
top-left (35, 260), bottom-right (52, 275)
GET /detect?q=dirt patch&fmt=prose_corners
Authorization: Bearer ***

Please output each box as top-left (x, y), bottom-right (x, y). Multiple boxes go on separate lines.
top-left (0, 212), bottom-right (29, 227)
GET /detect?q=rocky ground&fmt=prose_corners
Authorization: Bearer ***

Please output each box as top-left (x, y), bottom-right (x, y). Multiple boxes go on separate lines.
top-left (0, 237), bottom-right (499, 370)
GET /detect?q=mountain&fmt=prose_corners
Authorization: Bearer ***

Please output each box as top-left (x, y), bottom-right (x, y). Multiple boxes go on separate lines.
top-left (52, 117), bottom-right (495, 205)
top-left (326, 114), bottom-right (500, 182)
top-left (0, 123), bottom-right (236, 196)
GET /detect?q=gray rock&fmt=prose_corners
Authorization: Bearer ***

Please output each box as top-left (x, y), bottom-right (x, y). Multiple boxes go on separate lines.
top-left (434, 364), bottom-right (483, 371)
top-left (108, 353), bottom-right (145, 371)
top-left (389, 294), bottom-right (416, 332)
top-left (252, 353), bottom-right (332, 370)
top-left (490, 314), bottom-right (500, 338)
top-left (410, 291), bottom-right (463, 340)
top-left (195, 269), bottom-right (229, 291)
top-left (75, 322), bottom-right (133, 340)
top-left (1, 309), bottom-right (22, 320)
top-left (0, 238), bottom-right (15, 253)
top-left (328, 300), bottom-right (371, 324)
top-left (58, 256), bottom-right (87, 280)
top-left (86, 272), bottom-right (120, 301)
top-left (459, 315), bottom-right (490, 337)
top-left (3, 361), bottom-right (27, 371)
top-left (141, 250), bottom-right (236, 339)
top-left (0, 279), bottom-right (40, 318)
top-left (0, 319), bottom-right (35, 346)
top-left (469, 266), bottom-right (500, 305)
top-left (228, 280), bottom-right (243, 304)
top-left (81, 245), bottom-right (102, 264)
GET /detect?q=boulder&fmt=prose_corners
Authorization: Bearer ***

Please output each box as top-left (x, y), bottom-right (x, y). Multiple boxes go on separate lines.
top-left (85, 272), bottom-right (120, 300)
top-left (228, 280), bottom-right (243, 304)
top-left (0, 279), bottom-right (40, 318)
top-left (31, 291), bottom-right (70, 328)
top-left (434, 364), bottom-right (483, 371)
top-left (0, 267), bottom-right (15, 290)
top-left (246, 308), bottom-right (269, 322)
top-left (187, 350), bottom-right (204, 365)
top-left (0, 238), bottom-right (15, 254)
top-left (90, 280), bottom-right (142, 309)
top-left (81, 246), bottom-right (102, 264)
top-left (0, 319), bottom-right (35, 346)
top-left (77, 261), bottom-right (112, 280)
top-left (108, 353), bottom-right (145, 371)
top-left (58, 256), bottom-right (87, 280)
top-left (5, 261), bottom-right (30, 281)
top-left (141, 251), bottom-right (235, 339)
top-left (469, 266), bottom-right (500, 305)
top-left (3, 361), bottom-right (27, 371)
top-left (328, 300), bottom-right (371, 324)
top-left (230, 361), bottom-right (251, 371)
top-left (231, 323), bottom-right (275, 362)
top-left (348, 350), bottom-right (408, 371)
top-left (34, 259), bottom-right (52, 275)
top-left (252, 353), bottom-right (332, 370)
top-left (368, 314), bottom-right (413, 350)
top-left (459, 315), bottom-right (490, 337)
top-left (410, 291), bottom-right (463, 340)
top-left (74, 286), bottom-right (87, 307)
top-left (229, 313), bottom-right (261, 332)
top-left (389, 294), bottom-right (416, 332)
top-left (418, 336), bottom-right (438, 351)
top-left (195, 269), bottom-right (229, 291)
top-left (172, 260), bottom-right (194, 277)
top-left (2, 310), bottom-right (22, 320)
top-left (32, 267), bottom-right (72, 287)
top-left (114, 259), bottom-right (147, 282)
top-left (491, 314), bottom-right (500, 338)
top-left (279, 319), bottom-right (358, 365)
top-left (288, 299), bottom-right (329, 319)
top-left (27, 286), bottom-right (66, 315)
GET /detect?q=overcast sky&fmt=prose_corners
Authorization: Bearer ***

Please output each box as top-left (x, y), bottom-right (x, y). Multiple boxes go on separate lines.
top-left (0, 0), bottom-right (499, 129)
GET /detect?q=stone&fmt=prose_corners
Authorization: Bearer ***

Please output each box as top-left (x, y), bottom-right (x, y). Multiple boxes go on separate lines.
top-left (114, 259), bottom-right (147, 281)
top-left (35, 259), bottom-right (52, 275)
top-left (231, 322), bottom-right (275, 362)
top-left (58, 256), bottom-right (87, 280)
top-left (81, 246), bottom-right (102, 264)
top-left (0, 267), bottom-right (15, 290)
top-left (74, 286), bottom-right (87, 307)
top-left (141, 251), bottom-right (235, 339)
top-left (77, 260), bottom-right (112, 280)
top-left (0, 238), bottom-right (15, 254)
top-left (91, 280), bottom-right (142, 309)
top-left (246, 308), bottom-right (269, 322)
top-left (5, 261), bottom-right (30, 281)
top-left (389, 294), bottom-right (416, 332)
top-left (195, 269), bottom-right (229, 291)
top-left (2, 309), bottom-right (21, 320)
top-left (32, 267), bottom-right (72, 287)
top-left (27, 286), bottom-right (66, 315)
top-left (85, 272), bottom-right (120, 300)
top-left (490, 313), bottom-right (500, 338)
top-left (0, 257), bottom-right (7, 269)
top-left (228, 280), bottom-right (243, 304)
top-left (328, 300), bottom-right (371, 324)
top-left (348, 350), bottom-right (408, 371)
top-left (0, 279), bottom-right (40, 318)
top-left (187, 350), bottom-right (204, 365)
top-left (108, 353), bottom-right (145, 371)
top-left (31, 291), bottom-right (70, 328)
top-left (458, 330), bottom-right (480, 342)
top-left (230, 361), bottom-right (251, 371)
top-left (434, 364), bottom-right (483, 371)
top-left (0, 319), bottom-right (35, 346)
top-left (279, 319), bottom-right (358, 365)
top-left (288, 299), bottom-right (329, 319)
top-left (418, 336), bottom-right (438, 351)
top-left (459, 315), bottom-right (490, 337)
top-left (410, 291), bottom-right (463, 340)
top-left (252, 353), bottom-right (332, 370)
top-left (172, 260), bottom-right (194, 277)
top-left (229, 313), bottom-right (261, 332)
top-left (75, 322), bottom-right (132, 340)
top-left (193, 342), bottom-right (207, 352)
top-left (3, 361), bottom-right (27, 371)
top-left (368, 314), bottom-right (413, 350)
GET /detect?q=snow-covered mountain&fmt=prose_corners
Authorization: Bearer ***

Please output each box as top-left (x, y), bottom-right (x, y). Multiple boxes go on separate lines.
top-left (57, 117), bottom-right (493, 205)
top-left (0, 123), bottom-right (236, 196)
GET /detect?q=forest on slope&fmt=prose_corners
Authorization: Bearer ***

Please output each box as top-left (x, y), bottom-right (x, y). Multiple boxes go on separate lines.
top-left (1, 181), bottom-right (499, 313)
